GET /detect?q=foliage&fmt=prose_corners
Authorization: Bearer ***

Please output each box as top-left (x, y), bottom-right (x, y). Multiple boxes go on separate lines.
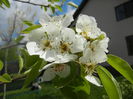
top-left (107, 54), bottom-right (133, 84)
top-left (96, 66), bottom-right (122, 99)
top-left (0, 0), bottom-right (10, 8)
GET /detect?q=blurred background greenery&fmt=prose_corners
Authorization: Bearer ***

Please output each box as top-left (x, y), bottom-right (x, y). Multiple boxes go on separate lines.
top-left (0, 76), bottom-right (133, 99)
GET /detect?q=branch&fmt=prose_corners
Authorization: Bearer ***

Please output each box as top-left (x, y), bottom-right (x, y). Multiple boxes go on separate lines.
top-left (0, 74), bottom-right (26, 85)
top-left (14, 0), bottom-right (50, 7)
top-left (0, 43), bottom-right (26, 50)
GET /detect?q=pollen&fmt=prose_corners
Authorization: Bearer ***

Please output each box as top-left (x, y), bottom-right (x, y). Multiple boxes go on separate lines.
top-left (53, 64), bottom-right (65, 72)
top-left (80, 32), bottom-right (90, 40)
top-left (60, 42), bottom-right (70, 53)
top-left (41, 40), bottom-right (51, 49)
top-left (85, 63), bottom-right (96, 75)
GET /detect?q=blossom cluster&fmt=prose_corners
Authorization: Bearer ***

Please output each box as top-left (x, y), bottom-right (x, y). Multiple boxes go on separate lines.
top-left (26, 13), bottom-right (109, 84)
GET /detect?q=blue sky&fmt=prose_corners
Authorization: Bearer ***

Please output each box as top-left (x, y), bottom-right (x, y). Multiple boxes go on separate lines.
top-left (55, 0), bottom-right (83, 15)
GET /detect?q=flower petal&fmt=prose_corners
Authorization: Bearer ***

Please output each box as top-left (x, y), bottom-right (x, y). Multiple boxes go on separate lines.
top-left (26, 42), bottom-right (43, 55)
top-left (76, 14), bottom-right (97, 33)
top-left (85, 75), bottom-right (102, 87)
top-left (40, 68), bottom-right (56, 82)
top-left (62, 13), bottom-right (74, 27)
top-left (39, 13), bottom-right (51, 26)
top-left (40, 50), bottom-right (57, 62)
top-left (71, 35), bottom-right (86, 53)
top-left (61, 28), bottom-right (75, 42)
top-left (28, 27), bottom-right (45, 42)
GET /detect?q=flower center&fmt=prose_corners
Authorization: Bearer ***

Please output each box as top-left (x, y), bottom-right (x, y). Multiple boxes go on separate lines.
top-left (85, 63), bottom-right (96, 75)
top-left (89, 43), bottom-right (95, 52)
top-left (60, 42), bottom-right (70, 53)
top-left (41, 40), bottom-right (51, 49)
top-left (53, 64), bottom-right (65, 72)
top-left (80, 32), bottom-right (90, 40)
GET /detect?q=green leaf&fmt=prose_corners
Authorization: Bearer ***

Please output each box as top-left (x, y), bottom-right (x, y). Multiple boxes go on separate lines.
top-left (73, 77), bottom-right (90, 95)
top-left (0, 1), bottom-right (4, 9)
top-left (0, 73), bottom-right (12, 83)
top-left (2, 0), bottom-right (10, 8)
top-left (107, 54), bottom-right (133, 84)
top-left (23, 60), bottom-right (43, 88)
top-left (20, 48), bottom-right (39, 69)
top-left (96, 66), bottom-right (122, 99)
top-left (18, 55), bottom-right (23, 73)
top-left (61, 86), bottom-right (78, 99)
top-left (61, 76), bottom-right (90, 99)
top-left (50, 6), bottom-right (55, 13)
top-left (0, 60), bottom-right (3, 71)
top-left (44, 7), bottom-right (47, 11)
top-left (20, 25), bottom-right (42, 34)
top-left (15, 36), bottom-right (24, 43)
top-left (23, 20), bottom-right (34, 26)
top-left (55, 5), bottom-right (62, 12)
top-left (68, 2), bottom-right (78, 8)
top-left (54, 0), bottom-right (60, 2)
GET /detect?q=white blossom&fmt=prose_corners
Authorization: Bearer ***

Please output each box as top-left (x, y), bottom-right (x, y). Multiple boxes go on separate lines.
top-left (76, 14), bottom-right (104, 39)
top-left (39, 64), bottom-right (70, 82)
top-left (39, 13), bottom-right (74, 29)
top-left (26, 23), bottom-right (86, 63)
top-left (79, 37), bottom-right (109, 65)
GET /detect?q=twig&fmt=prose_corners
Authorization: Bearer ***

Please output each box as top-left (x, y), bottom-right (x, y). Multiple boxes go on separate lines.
top-left (3, 49), bottom-right (8, 99)
top-left (0, 74), bottom-right (26, 85)
top-left (14, 0), bottom-right (50, 7)
top-left (0, 43), bottom-right (26, 50)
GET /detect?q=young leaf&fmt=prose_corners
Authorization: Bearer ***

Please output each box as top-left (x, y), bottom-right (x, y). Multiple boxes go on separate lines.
top-left (23, 60), bottom-right (43, 88)
top-left (107, 54), bottom-right (133, 84)
top-left (2, 0), bottom-right (10, 8)
top-left (23, 20), bottom-right (34, 26)
top-left (20, 48), bottom-right (39, 69)
top-left (55, 5), bottom-right (62, 12)
top-left (0, 60), bottom-right (3, 71)
top-left (68, 2), bottom-right (78, 8)
top-left (0, 73), bottom-right (12, 83)
top-left (0, 1), bottom-right (4, 9)
top-left (50, 6), bottom-right (55, 13)
top-left (96, 66), bottom-right (122, 99)
top-left (20, 25), bottom-right (41, 34)
top-left (18, 55), bottom-right (23, 73)
top-left (15, 36), bottom-right (24, 43)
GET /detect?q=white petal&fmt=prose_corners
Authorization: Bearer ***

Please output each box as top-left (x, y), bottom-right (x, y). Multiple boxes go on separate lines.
top-left (40, 50), bottom-right (56, 62)
top-left (99, 37), bottom-right (109, 53)
top-left (45, 24), bottom-right (60, 39)
top-left (76, 14), bottom-right (97, 33)
top-left (55, 54), bottom-right (77, 63)
top-left (39, 62), bottom-right (57, 72)
top-left (71, 35), bottom-right (86, 53)
top-left (62, 13), bottom-right (74, 27)
top-left (41, 68), bottom-right (56, 82)
top-left (56, 64), bottom-right (70, 78)
top-left (26, 42), bottom-right (43, 55)
top-left (85, 75), bottom-right (102, 87)
top-left (39, 13), bottom-right (51, 26)
top-left (28, 27), bottom-right (45, 42)
top-left (61, 28), bottom-right (75, 42)
top-left (93, 49), bottom-right (107, 63)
